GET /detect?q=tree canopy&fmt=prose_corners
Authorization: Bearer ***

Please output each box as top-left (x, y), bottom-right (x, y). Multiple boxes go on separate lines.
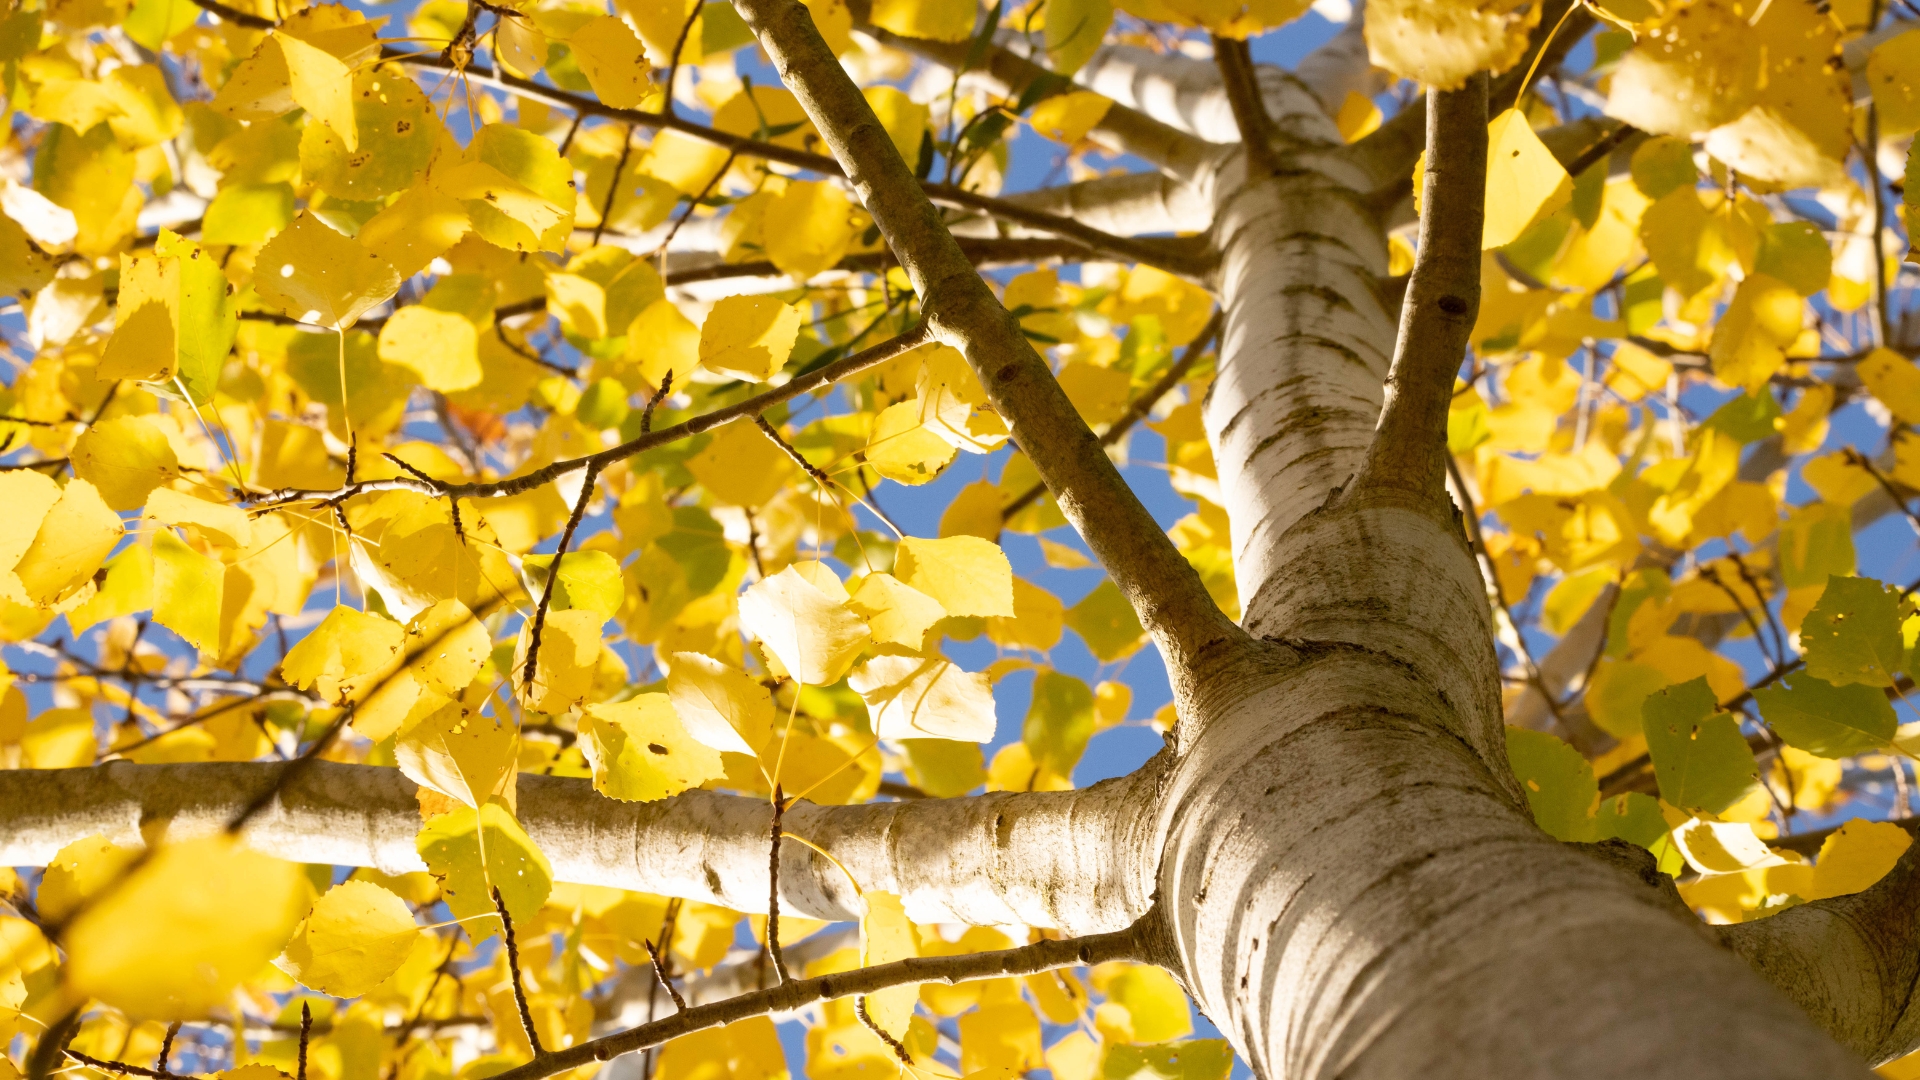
top-left (7, 0), bottom-right (1920, 1077)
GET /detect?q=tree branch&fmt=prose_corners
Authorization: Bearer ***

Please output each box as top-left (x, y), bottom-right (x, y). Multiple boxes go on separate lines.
top-left (733, 0), bottom-right (1246, 677)
top-left (0, 759), bottom-right (1159, 933)
top-left (483, 912), bottom-right (1159, 1080)
top-left (1718, 842), bottom-right (1920, 1065)
top-left (252, 324), bottom-right (929, 505)
top-left (1357, 74), bottom-right (1486, 508)
top-left (865, 27), bottom-right (1221, 183)
top-left (1211, 34), bottom-right (1277, 177)
top-left (1345, 0), bottom-right (1591, 193)
top-left (1002, 308), bottom-right (1220, 522)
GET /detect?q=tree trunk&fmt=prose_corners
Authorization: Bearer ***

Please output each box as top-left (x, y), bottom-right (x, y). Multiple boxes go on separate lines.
top-left (8, 5), bottom-right (1920, 1078)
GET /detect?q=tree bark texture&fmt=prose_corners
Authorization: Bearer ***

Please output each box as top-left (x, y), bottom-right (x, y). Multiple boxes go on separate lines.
top-left (7, 8), bottom-right (1920, 1079)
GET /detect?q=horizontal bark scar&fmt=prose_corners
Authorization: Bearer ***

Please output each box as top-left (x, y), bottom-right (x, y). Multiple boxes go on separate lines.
top-left (1281, 283), bottom-right (1356, 313)
top-left (1273, 333), bottom-right (1377, 371)
top-left (1248, 405), bottom-right (1368, 461)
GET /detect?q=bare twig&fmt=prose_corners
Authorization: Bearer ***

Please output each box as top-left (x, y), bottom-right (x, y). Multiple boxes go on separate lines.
top-left (854, 995), bottom-right (913, 1065)
top-left (641, 371), bottom-right (674, 435)
top-left (252, 325), bottom-right (930, 507)
top-left (478, 912), bottom-right (1156, 1080)
top-left (297, 1003), bottom-right (312, 1080)
top-left (494, 886), bottom-right (546, 1057)
top-left (521, 461), bottom-right (603, 693)
top-left (767, 786), bottom-right (792, 984)
top-left (1211, 34), bottom-right (1276, 176)
top-left (642, 938), bottom-right (688, 1011)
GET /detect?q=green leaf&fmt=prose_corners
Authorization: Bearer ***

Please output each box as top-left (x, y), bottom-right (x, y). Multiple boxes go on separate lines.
top-left (1065, 579), bottom-right (1146, 663)
top-left (1024, 669), bottom-right (1095, 779)
top-left (1801, 575), bottom-right (1906, 688)
top-left (155, 230), bottom-right (237, 406)
top-left (1641, 677), bottom-right (1758, 815)
top-left (1103, 1040), bottom-right (1233, 1080)
top-left (522, 550), bottom-right (624, 620)
top-left (1702, 390), bottom-right (1782, 444)
top-left (1755, 221), bottom-right (1833, 297)
top-left (1505, 727), bottom-right (1598, 842)
top-left (416, 797), bottom-right (552, 941)
top-left (1596, 792), bottom-right (1685, 875)
top-left (1751, 672), bottom-right (1895, 759)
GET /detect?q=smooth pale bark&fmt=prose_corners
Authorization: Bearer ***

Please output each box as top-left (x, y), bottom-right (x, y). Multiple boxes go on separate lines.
top-left (0, 760), bottom-right (1156, 931)
top-left (8, 5), bottom-right (1920, 1077)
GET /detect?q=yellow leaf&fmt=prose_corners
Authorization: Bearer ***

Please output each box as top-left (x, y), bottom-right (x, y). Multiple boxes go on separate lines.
top-left (278, 33), bottom-right (356, 152)
top-left (254, 211), bottom-right (401, 329)
top-left (1336, 90), bottom-right (1382, 143)
top-left (276, 880), bottom-right (420, 998)
top-left (13, 478), bottom-right (123, 607)
top-left (71, 416), bottom-right (177, 511)
top-left (699, 295), bottom-right (802, 382)
top-left (902, 738), bottom-right (985, 797)
top-left (512, 607), bottom-right (602, 713)
top-left (614, 0), bottom-right (701, 65)
top-left (64, 835), bottom-right (307, 1019)
top-left (1029, 91), bottom-right (1112, 145)
top-left (860, 892), bottom-right (919, 1038)
top-left (405, 599), bottom-right (491, 697)
top-left (572, 16), bottom-right (654, 110)
top-left (1858, 347), bottom-right (1920, 426)
top-left (1044, 0), bottom-right (1112, 75)
top-left (869, 0), bottom-right (976, 41)
top-left (640, 129), bottom-right (732, 195)
top-left (1604, 341), bottom-right (1673, 403)
top-left (848, 572), bottom-right (946, 650)
top-left (849, 655), bottom-right (997, 741)
top-left (581, 693), bottom-right (726, 801)
top-left (1807, 819), bottom-right (1912, 900)
top-left (1709, 273), bottom-right (1802, 392)
top-left (1364, 0), bottom-right (1538, 90)
top-left (152, 530), bottom-right (224, 653)
top-left (960, 1002), bottom-right (1042, 1072)
top-left (763, 180), bottom-right (857, 281)
top-left (416, 797), bottom-right (552, 941)
top-left (740, 565), bottom-right (871, 685)
top-left (868, 400), bottom-right (959, 485)
top-left (865, 86), bottom-right (930, 161)
top-left (1606, 0), bottom-right (1761, 136)
top-left (359, 186), bottom-right (471, 279)
top-left (100, 249), bottom-right (179, 383)
top-left (628, 298), bottom-right (702, 388)
top-left (1483, 108), bottom-right (1572, 250)
top-left (495, 14), bottom-right (547, 76)
top-left (396, 701), bottom-right (516, 811)
top-left (1092, 962), bottom-right (1192, 1042)
top-left (378, 306), bottom-right (482, 392)
top-left (1870, 29), bottom-right (1920, 137)
top-left (1056, 361), bottom-right (1131, 427)
top-left (280, 605), bottom-right (405, 702)
top-left (985, 576), bottom-right (1065, 652)
top-left (895, 535), bottom-right (1014, 618)
top-left (36, 834), bottom-right (140, 922)
top-left (939, 480), bottom-right (1005, 539)
top-left (666, 651), bottom-right (775, 754)
top-left (146, 488), bottom-right (253, 548)
top-left (686, 420), bottom-right (795, 507)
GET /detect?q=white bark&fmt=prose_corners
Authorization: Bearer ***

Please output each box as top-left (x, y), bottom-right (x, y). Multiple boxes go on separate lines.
top-left (0, 760), bottom-right (1155, 932)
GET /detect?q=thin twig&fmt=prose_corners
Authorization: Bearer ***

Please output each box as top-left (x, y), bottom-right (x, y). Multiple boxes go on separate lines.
top-left (253, 325), bottom-right (930, 506)
top-left (1002, 309), bottom-right (1221, 521)
top-left (854, 995), bottom-right (913, 1065)
top-left (642, 938), bottom-right (688, 1011)
top-left (494, 886), bottom-right (546, 1057)
top-left (521, 460), bottom-right (602, 694)
top-left (297, 1003), bottom-right (312, 1080)
top-left (592, 125), bottom-right (638, 247)
top-left (767, 786), bottom-right (792, 984)
top-left (659, 1), bottom-right (702, 117)
top-left (642, 371), bottom-right (673, 435)
top-left (156, 1022), bottom-right (180, 1077)
top-left (478, 913), bottom-right (1155, 1080)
